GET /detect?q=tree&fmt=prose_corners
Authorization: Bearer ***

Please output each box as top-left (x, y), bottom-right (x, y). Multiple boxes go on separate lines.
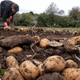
top-left (68, 6), bottom-right (80, 21)
top-left (45, 2), bottom-right (59, 15)
top-left (58, 10), bottom-right (65, 16)
top-left (29, 11), bottom-right (34, 15)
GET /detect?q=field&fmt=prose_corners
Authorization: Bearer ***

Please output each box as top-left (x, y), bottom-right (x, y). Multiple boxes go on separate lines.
top-left (0, 26), bottom-right (80, 80)
top-left (16, 26), bottom-right (80, 30)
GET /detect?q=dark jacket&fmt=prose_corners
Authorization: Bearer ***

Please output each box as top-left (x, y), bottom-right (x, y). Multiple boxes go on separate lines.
top-left (1, 1), bottom-right (16, 22)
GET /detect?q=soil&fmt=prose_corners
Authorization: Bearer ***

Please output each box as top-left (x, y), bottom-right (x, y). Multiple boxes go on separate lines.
top-left (0, 27), bottom-right (80, 80)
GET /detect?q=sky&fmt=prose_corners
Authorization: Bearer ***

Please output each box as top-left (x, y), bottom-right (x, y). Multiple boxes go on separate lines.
top-left (0, 0), bottom-right (80, 16)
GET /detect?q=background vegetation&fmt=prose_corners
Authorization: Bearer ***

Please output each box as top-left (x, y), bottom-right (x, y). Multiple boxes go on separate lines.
top-left (0, 1), bottom-right (80, 28)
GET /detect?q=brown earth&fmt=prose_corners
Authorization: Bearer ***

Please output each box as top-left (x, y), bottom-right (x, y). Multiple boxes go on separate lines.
top-left (0, 27), bottom-right (80, 80)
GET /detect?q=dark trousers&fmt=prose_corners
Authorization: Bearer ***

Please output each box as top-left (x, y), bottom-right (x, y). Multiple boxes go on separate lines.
top-left (0, 4), bottom-right (1, 15)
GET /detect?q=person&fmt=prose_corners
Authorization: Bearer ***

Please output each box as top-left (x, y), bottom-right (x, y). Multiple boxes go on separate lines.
top-left (0, 1), bottom-right (19, 28)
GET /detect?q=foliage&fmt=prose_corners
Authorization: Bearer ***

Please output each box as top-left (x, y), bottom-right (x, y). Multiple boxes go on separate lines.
top-left (14, 13), bottom-right (34, 26)
top-left (68, 6), bottom-right (80, 21)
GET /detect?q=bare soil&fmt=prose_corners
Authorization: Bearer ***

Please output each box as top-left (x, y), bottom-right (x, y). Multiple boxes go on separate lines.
top-left (0, 27), bottom-right (80, 80)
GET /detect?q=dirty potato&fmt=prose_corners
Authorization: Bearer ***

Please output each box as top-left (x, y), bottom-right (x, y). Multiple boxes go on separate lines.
top-left (65, 60), bottom-right (78, 68)
top-left (42, 55), bottom-right (66, 72)
top-left (7, 46), bottom-right (23, 54)
top-left (40, 38), bottom-right (50, 48)
top-left (62, 68), bottom-right (80, 80)
top-left (32, 36), bottom-right (40, 42)
top-left (76, 75), bottom-right (80, 80)
top-left (6, 56), bottom-right (19, 70)
top-left (3, 67), bottom-right (24, 80)
top-left (38, 64), bottom-right (45, 76)
top-left (19, 60), bottom-right (39, 80)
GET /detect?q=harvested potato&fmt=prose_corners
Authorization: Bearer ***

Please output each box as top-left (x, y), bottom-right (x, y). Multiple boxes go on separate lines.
top-left (43, 29), bottom-right (46, 32)
top-left (3, 67), bottom-right (24, 80)
top-left (17, 28), bottom-right (24, 32)
top-left (8, 46), bottom-right (23, 54)
top-left (19, 60), bottom-right (39, 80)
top-left (40, 38), bottom-right (50, 48)
top-left (6, 56), bottom-right (19, 70)
top-left (76, 75), bottom-right (80, 80)
top-left (32, 36), bottom-right (40, 42)
top-left (74, 31), bottom-right (79, 34)
top-left (67, 39), bottom-right (76, 45)
top-left (38, 64), bottom-right (45, 76)
top-left (67, 36), bottom-right (80, 45)
top-left (42, 55), bottom-right (66, 72)
top-left (62, 68), bottom-right (80, 80)
top-left (23, 27), bottom-right (28, 31)
top-left (4, 27), bottom-right (11, 30)
top-left (65, 60), bottom-right (78, 68)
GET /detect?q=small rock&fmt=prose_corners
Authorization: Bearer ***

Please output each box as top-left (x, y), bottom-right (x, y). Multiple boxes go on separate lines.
top-left (47, 41), bottom-right (63, 48)
top-left (26, 55), bottom-right (32, 58)
top-left (33, 59), bottom-right (42, 66)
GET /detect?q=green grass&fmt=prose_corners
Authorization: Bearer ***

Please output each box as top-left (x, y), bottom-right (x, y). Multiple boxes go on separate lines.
top-left (15, 26), bottom-right (80, 31)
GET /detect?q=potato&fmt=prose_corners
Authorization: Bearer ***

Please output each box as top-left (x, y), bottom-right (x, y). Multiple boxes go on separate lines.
top-left (67, 39), bottom-right (76, 45)
top-left (42, 55), bottom-right (66, 72)
top-left (38, 64), bottom-right (45, 76)
top-left (3, 67), bottom-right (24, 80)
top-left (19, 60), bottom-right (39, 80)
top-left (8, 46), bottom-right (23, 54)
top-left (67, 36), bottom-right (80, 45)
top-left (62, 68), bottom-right (80, 80)
top-left (32, 36), bottom-right (40, 42)
top-left (74, 31), bottom-right (79, 34)
top-left (40, 38), bottom-right (50, 48)
top-left (43, 29), bottom-right (46, 32)
top-left (23, 27), bottom-right (28, 31)
top-left (76, 75), bottom-right (80, 80)
top-left (4, 27), bottom-right (11, 30)
top-left (6, 56), bottom-right (19, 70)
top-left (65, 60), bottom-right (78, 68)
top-left (17, 28), bottom-right (24, 32)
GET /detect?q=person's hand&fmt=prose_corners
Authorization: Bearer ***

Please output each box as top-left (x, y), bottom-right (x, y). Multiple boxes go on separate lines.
top-left (4, 22), bottom-right (8, 27)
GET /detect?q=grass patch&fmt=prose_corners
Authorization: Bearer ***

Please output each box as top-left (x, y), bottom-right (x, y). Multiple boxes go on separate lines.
top-left (15, 26), bottom-right (80, 31)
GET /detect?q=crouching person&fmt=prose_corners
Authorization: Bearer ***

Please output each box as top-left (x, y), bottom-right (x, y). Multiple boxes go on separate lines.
top-left (0, 1), bottom-right (19, 28)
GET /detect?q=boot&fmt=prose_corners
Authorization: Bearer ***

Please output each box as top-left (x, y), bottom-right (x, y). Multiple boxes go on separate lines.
top-left (9, 20), bottom-right (14, 28)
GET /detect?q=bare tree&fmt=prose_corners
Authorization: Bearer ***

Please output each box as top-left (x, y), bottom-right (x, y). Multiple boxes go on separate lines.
top-left (45, 2), bottom-right (59, 15)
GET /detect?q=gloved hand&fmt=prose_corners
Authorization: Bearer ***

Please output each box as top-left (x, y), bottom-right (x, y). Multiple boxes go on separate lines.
top-left (4, 22), bottom-right (8, 27)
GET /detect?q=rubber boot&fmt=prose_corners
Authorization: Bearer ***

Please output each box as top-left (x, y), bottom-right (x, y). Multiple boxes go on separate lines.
top-left (9, 20), bottom-right (14, 28)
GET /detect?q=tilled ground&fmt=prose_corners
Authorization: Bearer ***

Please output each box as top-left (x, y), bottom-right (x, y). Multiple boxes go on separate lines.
top-left (0, 27), bottom-right (80, 80)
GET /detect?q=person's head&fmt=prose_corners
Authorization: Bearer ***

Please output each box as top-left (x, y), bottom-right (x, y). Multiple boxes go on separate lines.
top-left (12, 4), bottom-right (19, 13)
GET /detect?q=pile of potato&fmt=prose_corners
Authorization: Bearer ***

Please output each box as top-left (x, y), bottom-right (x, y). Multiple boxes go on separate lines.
top-left (2, 53), bottom-right (80, 80)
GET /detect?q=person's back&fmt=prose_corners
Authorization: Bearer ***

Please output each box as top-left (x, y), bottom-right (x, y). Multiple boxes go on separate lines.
top-left (1, 1), bottom-right (14, 17)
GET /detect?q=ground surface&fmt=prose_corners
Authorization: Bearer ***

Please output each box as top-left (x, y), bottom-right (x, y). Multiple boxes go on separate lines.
top-left (0, 27), bottom-right (80, 80)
